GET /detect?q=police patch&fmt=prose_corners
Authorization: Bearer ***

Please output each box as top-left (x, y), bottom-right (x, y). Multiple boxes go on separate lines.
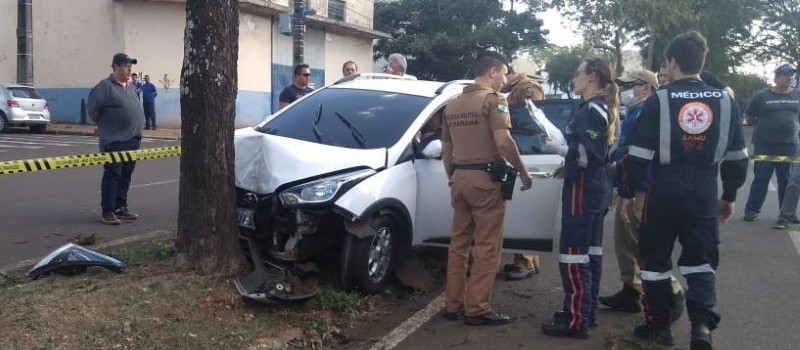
top-left (677, 101), bottom-right (714, 135)
top-left (497, 104), bottom-right (509, 114)
top-left (586, 129), bottom-right (600, 139)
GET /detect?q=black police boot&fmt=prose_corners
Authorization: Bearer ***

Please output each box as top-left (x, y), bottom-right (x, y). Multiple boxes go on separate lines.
top-left (633, 322), bottom-right (674, 346)
top-left (542, 311), bottom-right (590, 339)
top-left (599, 284), bottom-right (641, 312)
top-left (690, 323), bottom-right (713, 350)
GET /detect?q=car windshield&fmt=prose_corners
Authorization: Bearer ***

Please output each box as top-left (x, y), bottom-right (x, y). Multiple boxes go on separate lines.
top-left (260, 88), bottom-right (431, 149)
top-left (9, 87), bottom-right (43, 99)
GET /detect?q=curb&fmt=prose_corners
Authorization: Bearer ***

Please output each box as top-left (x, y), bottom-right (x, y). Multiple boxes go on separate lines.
top-left (45, 129), bottom-right (181, 141)
top-left (0, 229), bottom-right (175, 276)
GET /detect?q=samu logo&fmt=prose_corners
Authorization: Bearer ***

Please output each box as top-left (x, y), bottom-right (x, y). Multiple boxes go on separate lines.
top-left (677, 102), bottom-right (714, 135)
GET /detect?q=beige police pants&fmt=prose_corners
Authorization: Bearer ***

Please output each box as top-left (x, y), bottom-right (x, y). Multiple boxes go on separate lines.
top-left (614, 192), bottom-right (646, 291)
top-left (444, 170), bottom-right (506, 316)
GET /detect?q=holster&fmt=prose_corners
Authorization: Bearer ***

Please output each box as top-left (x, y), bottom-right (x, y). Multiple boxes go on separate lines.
top-left (453, 162), bottom-right (517, 200)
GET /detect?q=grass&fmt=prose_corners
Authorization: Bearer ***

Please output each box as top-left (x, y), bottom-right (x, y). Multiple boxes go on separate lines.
top-left (0, 239), bottom-right (388, 350)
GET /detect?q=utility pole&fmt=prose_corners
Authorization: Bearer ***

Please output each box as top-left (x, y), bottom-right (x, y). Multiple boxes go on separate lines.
top-left (292, 0), bottom-right (316, 66)
top-left (17, 0), bottom-right (33, 86)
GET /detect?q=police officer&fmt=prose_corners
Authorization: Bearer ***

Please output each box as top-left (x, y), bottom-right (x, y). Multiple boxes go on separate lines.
top-left (501, 65), bottom-right (545, 280)
top-left (620, 31), bottom-right (748, 349)
top-left (440, 52), bottom-right (533, 326)
top-left (542, 57), bottom-right (617, 339)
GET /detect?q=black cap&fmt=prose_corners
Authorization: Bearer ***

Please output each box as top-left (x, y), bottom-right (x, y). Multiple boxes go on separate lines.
top-left (112, 53), bottom-right (137, 66)
top-left (775, 63), bottom-right (797, 75)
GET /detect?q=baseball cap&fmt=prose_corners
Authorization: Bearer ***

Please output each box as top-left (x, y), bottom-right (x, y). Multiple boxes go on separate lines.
top-left (775, 63), bottom-right (797, 75)
top-left (615, 69), bottom-right (659, 89)
top-left (112, 53), bottom-right (138, 66)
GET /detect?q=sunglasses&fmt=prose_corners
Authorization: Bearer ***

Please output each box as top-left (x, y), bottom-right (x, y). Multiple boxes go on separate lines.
top-left (301, 73), bottom-right (311, 77)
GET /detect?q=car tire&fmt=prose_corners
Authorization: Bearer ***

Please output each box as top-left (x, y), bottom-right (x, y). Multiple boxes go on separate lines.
top-left (0, 113), bottom-right (8, 132)
top-left (340, 214), bottom-right (398, 294)
top-left (29, 124), bottom-right (47, 133)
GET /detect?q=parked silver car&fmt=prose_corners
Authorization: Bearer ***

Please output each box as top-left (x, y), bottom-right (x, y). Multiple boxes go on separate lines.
top-left (0, 83), bottom-right (51, 133)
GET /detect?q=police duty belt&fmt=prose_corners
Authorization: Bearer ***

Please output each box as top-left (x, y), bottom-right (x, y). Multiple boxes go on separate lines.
top-left (0, 146), bottom-right (181, 175)
top-left (751, 154), bottom-right (800, 163)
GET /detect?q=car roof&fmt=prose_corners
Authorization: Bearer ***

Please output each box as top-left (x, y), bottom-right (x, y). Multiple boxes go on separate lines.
top-left (1, 83), bottom-right (37, 89)
top-left (328, 75), bottom-right (470, 98)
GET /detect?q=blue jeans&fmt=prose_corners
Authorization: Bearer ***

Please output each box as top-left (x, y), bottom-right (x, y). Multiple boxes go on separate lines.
top-left (745, 143), bottom-right (798, 213)
top-left (101, 137), bottom-right (141, 214)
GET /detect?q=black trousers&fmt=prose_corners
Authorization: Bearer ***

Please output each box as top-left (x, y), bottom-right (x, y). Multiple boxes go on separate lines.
top-left (144, 101), bottom-right (156, 128)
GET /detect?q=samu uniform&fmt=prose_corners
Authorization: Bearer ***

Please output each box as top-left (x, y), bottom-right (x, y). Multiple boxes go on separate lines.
top-left (442, 84), bottom-right (512, 318)
top-left (556, 96), bottom-right (613, 333)
top-left (621, 78), bottom-right (748, 331)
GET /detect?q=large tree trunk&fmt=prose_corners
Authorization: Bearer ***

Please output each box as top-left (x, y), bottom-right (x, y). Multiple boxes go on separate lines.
top-left (176, 0), bottom-right (244, 274)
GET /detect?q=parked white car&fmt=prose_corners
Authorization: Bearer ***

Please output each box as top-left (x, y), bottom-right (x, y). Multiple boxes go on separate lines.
top-left (0, 83), bottom-right (50, 133)
top-left (234, 74), bottom-right (564, 296)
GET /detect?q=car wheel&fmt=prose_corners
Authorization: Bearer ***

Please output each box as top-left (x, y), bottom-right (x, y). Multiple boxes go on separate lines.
top-left (29, 124), bottom-right (47, 133)
top-left (0, 113), bottom-right (8, 132)
top-left (340, 214), bottom-right (398, 294)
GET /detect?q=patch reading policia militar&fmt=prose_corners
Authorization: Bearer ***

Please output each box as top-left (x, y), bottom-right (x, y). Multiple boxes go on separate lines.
top-left (0, 146), bottom-right (181, 175)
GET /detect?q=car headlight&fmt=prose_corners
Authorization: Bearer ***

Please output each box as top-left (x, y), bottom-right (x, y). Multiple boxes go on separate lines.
top-left (279, 168), bottom-right (376, 207)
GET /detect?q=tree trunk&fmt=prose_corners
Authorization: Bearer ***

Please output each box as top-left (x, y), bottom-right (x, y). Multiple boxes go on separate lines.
top-left (176, 0), bottom-right (244, 274)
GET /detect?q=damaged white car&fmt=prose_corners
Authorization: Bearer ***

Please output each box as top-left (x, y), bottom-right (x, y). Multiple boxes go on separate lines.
top-left (233, 74), bottom-right (564, 303)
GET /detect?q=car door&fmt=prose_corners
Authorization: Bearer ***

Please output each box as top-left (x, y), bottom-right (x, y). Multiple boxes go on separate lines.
top-left (502, 154), bottom-right (563, 252)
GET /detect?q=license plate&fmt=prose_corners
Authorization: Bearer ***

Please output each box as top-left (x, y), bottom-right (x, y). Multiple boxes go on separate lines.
top-left (237, 208), bottom-right (255, 229)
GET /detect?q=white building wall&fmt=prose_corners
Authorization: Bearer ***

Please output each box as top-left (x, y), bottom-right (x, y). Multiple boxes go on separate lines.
top-left (0, 0), bottom-right (18, 83)
top-left (324, 32), bottom-right (372, 84)
top-left (239, 13), bottom-right (273, 92)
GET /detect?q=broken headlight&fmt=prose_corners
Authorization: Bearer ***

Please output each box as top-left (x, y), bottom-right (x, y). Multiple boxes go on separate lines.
top-left (279, 168), bottom-right (375, 207)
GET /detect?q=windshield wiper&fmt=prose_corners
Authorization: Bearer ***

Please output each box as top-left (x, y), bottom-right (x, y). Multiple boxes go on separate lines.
top-left (334, 111), bottom-right (367, 148)
top-left (312, 103), bottom-right (323, 142)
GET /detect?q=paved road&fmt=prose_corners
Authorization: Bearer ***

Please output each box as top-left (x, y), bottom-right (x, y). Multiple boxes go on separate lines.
top-left (341, 130), bottom-right (800, 350)
top-left (0, 132), bottom-right (179, 266)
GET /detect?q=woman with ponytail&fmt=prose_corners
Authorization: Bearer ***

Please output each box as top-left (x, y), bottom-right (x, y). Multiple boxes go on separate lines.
top-left (542, 57), bottom-right (616, 339)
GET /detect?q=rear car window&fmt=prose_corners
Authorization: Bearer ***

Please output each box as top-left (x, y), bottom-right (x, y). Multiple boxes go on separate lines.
top-left (8, 87), bottom-right (43, 99)
top-left (259, 88), bottom-right (431, 149)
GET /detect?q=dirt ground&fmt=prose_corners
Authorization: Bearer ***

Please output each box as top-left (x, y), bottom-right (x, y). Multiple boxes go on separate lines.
top-left (0, 239), bottom-right (400, 350)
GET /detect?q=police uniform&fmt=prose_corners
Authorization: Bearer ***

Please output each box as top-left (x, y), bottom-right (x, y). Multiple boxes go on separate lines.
top-left (441, 83), bottom-right (511, 319)
top-left (502, 73), bottom-right (544, 275)
top-left (543, 96), bottom-right (613, 337)
top-left (621, 78), bottom-right (748, 336)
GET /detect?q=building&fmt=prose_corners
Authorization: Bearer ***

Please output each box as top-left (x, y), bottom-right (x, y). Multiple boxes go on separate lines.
top-left (0, 0), bottom-right (386, 127)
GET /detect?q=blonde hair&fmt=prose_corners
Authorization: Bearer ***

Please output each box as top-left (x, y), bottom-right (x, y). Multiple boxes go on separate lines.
top-left (583, 57), bottom-right (619, 145)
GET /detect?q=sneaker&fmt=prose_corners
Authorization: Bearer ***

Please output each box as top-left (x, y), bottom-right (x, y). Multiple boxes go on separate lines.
top-left (542, 311), bottom-right (590, 339)
top-left (773, 220), bottom-right (788, 230)
top-left (743, 211), bottom-right (758, 221)
top-left (599, 284), bottom-right (642, 312)
top-left (464, 311), bottom-right (513, 326)
top-left (633, 322), bottom-right (674, 346)
top-left (114, 207), bottom-right (139, 220)
top-left (101, 212), bottom-right (122, 225)
top-left (690, 323), bottom-right (713, 350)
top-left (503, 264), bottom-right (537, 280)
top-left (790, 216), bottom-right (800, 224)
top-left (440, 309), bottom-right (462, 321)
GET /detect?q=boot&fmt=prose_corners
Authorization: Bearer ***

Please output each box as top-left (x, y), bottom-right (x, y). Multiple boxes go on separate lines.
top-left (690, 323), bottom-right (713, 350)
top-left (599, 284), bottom-right (641, 312)
top-left (542, 311), bottom-right (589, 339)
top-left (633, 322), bottom-right (674, 346)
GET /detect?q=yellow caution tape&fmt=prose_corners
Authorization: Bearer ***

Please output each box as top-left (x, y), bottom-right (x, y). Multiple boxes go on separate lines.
top-left (0, 146), bottom-right (181, 175)
top-left (751, 155), bottom-right (800, 163)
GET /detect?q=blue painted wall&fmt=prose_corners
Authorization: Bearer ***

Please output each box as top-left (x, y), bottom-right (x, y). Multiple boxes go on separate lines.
top-left (271, 64), bottom-right (325, 114)
top-left (36, 87), bottom-right (271, 128)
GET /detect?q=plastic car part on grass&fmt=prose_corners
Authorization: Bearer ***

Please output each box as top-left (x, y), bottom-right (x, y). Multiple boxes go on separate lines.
top-left (27, 243), bottom-right (125, 279)
top-left (234, 237), bottom-right (318, 304)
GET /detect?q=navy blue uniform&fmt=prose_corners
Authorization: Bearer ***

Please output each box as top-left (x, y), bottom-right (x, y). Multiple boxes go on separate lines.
top-left (559, 96), bottom-right (613, 332)
top-left (621, 78), bottom-right (748, 330)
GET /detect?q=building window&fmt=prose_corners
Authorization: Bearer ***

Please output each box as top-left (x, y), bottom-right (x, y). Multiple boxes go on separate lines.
top-left (328, 0), bottom-right (345, 21)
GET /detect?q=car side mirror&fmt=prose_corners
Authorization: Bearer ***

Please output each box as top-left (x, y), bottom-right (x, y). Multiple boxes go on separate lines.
top-left (421, 139), bottom-right (442, 158)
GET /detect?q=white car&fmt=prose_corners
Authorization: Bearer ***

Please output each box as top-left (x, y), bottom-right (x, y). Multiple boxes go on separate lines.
top-left (0, 83), bottom-right (51, 133)
top-left (234, 74), bottom-right (564, 296)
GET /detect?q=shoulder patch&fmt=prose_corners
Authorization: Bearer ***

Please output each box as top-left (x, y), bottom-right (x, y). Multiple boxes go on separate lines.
top-left (497, 104), bottom-right (509, 114)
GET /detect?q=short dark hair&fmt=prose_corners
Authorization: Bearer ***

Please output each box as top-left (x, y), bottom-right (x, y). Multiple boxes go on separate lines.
top-left (294, 63), bottom-right (310, 76)
top-left (664, 31), bottom-right (708, 75)
top-left (342, 60), bottom-right (357, 71)
top-left (473, 51), bottom-right (508, 77)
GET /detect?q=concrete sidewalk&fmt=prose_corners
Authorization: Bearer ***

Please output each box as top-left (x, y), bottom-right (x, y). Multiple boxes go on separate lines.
top-left (46, 123), bottom-right (181, 140)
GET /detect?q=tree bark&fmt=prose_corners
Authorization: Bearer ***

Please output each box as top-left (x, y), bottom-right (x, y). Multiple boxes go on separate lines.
top-left (176, 0), bottom-right (244, 274)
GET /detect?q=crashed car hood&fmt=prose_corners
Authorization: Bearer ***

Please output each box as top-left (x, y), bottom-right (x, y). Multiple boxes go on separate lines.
top-left (234, 128), bottom-right (387, 194)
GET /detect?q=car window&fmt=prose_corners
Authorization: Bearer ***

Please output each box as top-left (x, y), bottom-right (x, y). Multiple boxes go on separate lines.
top-left (537, 100), bottom-right (577, 135)
top-left (260, 88), bottom-right (431, 149)
top-left (8, 87), bottom-right (43, 99)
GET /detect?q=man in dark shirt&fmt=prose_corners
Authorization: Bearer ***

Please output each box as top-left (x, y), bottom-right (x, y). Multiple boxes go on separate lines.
top-left (743, 63), bottom-right (800, 221)
top-left (141, 75), bottom-right (158, 130)
top-left (278, 64), bottom-right (313, 109)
